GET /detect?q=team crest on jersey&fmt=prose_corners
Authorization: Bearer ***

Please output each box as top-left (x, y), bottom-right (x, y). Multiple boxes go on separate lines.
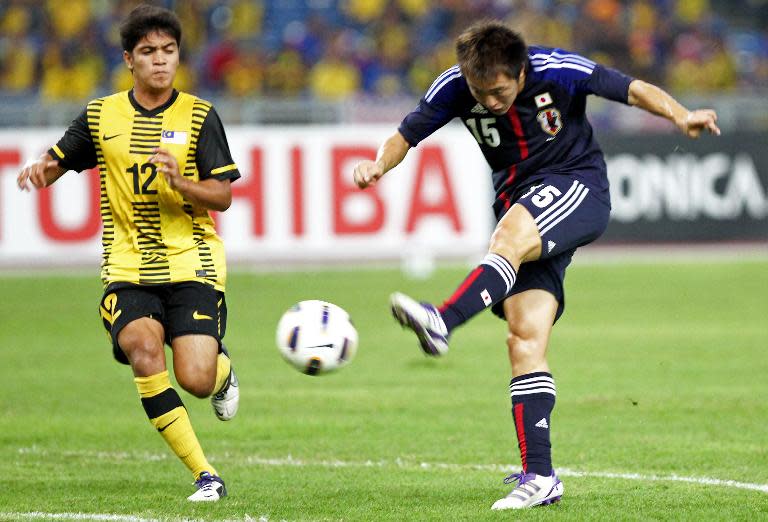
top-left (161, 130), bottom-right (188, 144)
top-left (536, 108), bottom-right (563, 136)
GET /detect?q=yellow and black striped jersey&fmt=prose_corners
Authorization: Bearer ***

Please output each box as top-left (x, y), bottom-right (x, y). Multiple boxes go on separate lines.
top-left (49, 89), bottom-right (240, 291)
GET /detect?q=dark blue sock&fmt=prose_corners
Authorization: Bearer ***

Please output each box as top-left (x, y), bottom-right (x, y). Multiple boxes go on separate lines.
top-left (510, 372), bottom-right (556, 476)
top-left (439, 253), bottom-right (516, 332)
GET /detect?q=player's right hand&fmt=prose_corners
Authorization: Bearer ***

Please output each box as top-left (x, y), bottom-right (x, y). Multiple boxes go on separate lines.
top-left (17, 157), bottom-right (60, 191)
top-left (353, 160), bottom-right (384, 189)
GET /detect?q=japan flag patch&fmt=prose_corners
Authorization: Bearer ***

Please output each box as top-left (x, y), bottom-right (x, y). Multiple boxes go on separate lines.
top-left (535, 92), bottom-right (553, 108)
top-left (480, 289), bottom-right (492, 306)
top-left (161, 130), bottom-right (188, 144)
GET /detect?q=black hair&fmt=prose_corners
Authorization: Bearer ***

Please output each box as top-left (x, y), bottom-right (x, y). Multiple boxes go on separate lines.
top-left (119, 4), bottom-right (182, 52)
top-left (456, 20), bottom-right (527, 83)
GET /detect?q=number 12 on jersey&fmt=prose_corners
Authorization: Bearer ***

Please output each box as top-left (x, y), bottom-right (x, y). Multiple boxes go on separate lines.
top-left (127, 162), bottom-right (158, 195)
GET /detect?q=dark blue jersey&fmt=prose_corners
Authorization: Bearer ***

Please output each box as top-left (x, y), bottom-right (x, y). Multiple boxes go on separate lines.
top-left (398, 46), bottom-right (634, 206)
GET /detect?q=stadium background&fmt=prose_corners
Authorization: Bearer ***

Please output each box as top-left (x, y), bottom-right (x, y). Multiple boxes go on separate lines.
top-left (0, 2), bottom-right (767, 520)
top-left (0, 0), bottom-right (766, 268)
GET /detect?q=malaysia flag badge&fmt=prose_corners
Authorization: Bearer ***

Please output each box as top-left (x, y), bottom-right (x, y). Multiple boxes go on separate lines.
top-left (534, 92), bottom-right (553, 108)
top-left (161, 130), bottom-right (188, 144)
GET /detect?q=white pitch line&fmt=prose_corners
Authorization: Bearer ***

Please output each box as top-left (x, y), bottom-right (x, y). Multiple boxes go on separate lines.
top-left (0, 513), bottom-right (271, 522)
top-left (555, 468), bottom-right (768, 494)
top-left (0, 514), bottom-right (161, 522)
top-left (16, 447), bottom-right (768, 495)
top-left (234, 454), bottom-right (768, 494)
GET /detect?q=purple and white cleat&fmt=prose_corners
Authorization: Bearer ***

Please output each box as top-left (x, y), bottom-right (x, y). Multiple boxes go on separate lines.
top-left (389, 292), bottom-right (449, 356)
top-left (491, 471), bottom-right (563, 510)
top-left (188, 471), bottom-right (227, 502)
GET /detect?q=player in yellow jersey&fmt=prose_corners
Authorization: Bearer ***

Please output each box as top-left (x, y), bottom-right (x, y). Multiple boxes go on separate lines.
top-left (17, 5), bottom-right (239, 502)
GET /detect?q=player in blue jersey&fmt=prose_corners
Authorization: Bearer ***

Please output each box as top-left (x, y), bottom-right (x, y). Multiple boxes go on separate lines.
top-left (353, 20), bottom-right (720, 510)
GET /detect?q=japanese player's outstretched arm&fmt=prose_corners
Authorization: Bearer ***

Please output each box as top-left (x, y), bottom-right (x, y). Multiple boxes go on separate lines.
top-left (353, 131), bottom-right (411, 189)
top-left (627, 79), bottom-right (721, 138)
top-left (17, 153), bottom-right (67, 191)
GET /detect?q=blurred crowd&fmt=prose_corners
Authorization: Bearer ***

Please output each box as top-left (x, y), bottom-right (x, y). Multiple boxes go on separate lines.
top-left (1, 0), bottom-right (767, 103)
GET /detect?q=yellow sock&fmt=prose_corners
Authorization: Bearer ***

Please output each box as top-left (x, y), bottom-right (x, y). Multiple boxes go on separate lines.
top-left (213, 352), bottom-right (232, 395)
top-left (135, 370), bottom-right (217, 479)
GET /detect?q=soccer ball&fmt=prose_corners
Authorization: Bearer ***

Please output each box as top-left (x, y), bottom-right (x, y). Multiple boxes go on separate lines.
top-left (276, 300), bottom-right (358, 375)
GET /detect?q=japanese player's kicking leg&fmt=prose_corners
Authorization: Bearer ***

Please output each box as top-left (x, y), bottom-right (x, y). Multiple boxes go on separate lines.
top-left (119, 320), bottom-right (223, 502)
top-left (491, 290), bottom-right (563, 510)
top-left (391, 203), bottom-right (540, 355)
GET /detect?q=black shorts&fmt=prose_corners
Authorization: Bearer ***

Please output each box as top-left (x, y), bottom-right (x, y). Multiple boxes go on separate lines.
top-left (491, 175), bottom-right (611, 322)
top-left (98, 281), bottom-right (227, 365)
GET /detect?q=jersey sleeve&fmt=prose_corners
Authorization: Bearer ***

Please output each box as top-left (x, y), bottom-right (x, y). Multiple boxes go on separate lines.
top-left (196, 107), bottom-right (240, 182)
top-left (398, 69), bottom-right (462, 147)
top-left (578, 64), bottom-right (634, 104)
top-left (48, 107), bottom-right (97, 172)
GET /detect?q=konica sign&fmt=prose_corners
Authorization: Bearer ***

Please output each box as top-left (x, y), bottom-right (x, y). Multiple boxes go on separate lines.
top-left (600, 133), bottom-right (768, 242)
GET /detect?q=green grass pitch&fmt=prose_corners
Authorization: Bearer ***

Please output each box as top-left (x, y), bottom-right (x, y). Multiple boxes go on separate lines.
top-left (1, 259), bottom-right (766, 521)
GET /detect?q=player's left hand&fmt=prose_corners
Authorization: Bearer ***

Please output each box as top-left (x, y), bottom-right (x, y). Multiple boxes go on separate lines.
top-left (679, 109), bottom-right (721, 138)
top-left (149, 148), bottom-right (186, 191)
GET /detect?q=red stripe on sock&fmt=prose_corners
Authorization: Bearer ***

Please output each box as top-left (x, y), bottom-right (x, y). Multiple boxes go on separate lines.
top-left (441, 266), bottom-right (484, 309)
top-left (513, 402), bottom-right (528, 472)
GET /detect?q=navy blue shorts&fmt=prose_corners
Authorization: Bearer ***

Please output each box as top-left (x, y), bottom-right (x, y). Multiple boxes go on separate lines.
top-left (491, 176), bottom-right (610, 322)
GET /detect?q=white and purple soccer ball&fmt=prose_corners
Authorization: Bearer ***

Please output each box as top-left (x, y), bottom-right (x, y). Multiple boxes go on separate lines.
top-left (276, 300), bottom-right (358, 375)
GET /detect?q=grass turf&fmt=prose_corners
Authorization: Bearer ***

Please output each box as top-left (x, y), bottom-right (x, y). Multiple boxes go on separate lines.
top-left (1, 259), bottom-right (766, 520)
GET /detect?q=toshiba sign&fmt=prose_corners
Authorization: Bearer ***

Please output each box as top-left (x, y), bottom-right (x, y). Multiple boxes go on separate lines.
top-left (0, 126), bottom-right (493, 266)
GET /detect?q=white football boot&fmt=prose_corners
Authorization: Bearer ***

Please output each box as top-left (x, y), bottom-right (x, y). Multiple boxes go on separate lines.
top-left (390, 292), bottom-right (449, 356)
top-left (188, 471), bottom-right (227, 502)
top-left (211, 345), bottom-right (239, 421)
top-left (491, 471), bottom-right (563, 510)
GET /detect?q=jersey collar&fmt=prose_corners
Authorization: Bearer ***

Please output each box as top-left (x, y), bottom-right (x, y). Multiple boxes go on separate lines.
top-left (128, 89), bottom-right (179, 117)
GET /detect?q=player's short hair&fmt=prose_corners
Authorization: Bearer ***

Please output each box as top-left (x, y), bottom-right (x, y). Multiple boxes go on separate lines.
top-left (456, 20), bottom-right (527, 84)
top-left (120, 4), bottom-right (182, 52)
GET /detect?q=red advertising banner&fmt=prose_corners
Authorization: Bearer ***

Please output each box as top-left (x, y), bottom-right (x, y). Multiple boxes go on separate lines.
top-left (0, 127), bottom-right (765, 267)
